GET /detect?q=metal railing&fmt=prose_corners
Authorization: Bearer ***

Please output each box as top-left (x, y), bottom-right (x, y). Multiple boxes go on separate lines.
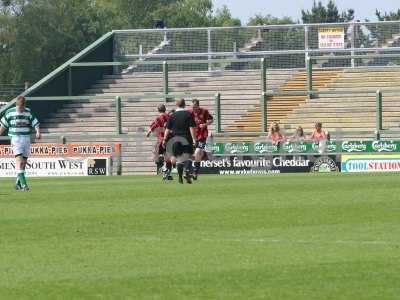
top-left (68, 54), bottom-right (400, 137)
top-left (20, 92), bottom-right (221, 134)
top-left (69, 52), bottom-right (400, 100)
top-left (0, 87), bottom-right (388, 141)
top-left (3, 53), bottom-right (394, 139)
top-left (256, 89), bottom-right (386, 140)
top-left (113, 21), bottom-right (400, 69)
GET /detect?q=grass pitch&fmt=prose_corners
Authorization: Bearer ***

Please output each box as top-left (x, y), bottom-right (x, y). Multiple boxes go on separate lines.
top-left (1, 173), bottom-right (399, 299)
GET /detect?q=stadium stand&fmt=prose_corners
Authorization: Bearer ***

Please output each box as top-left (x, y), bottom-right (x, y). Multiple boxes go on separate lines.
top-left (228, 70), bottom-right (341, 133)
top-left (38, 66), bottom-right (400, 173)
top-left (227, 67), bottom-right (400, 139)
top-left (3, 22), bottom-right (400, 174)
top-left (40, 69), bottom-right (297, 174)
top-left (282, 67), bottom-right (400, 138)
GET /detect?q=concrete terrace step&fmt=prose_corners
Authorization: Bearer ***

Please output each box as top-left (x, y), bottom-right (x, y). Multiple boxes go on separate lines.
top-left (80, 95), bottom-right (260, 102)
top-left (85, 90), bottom-right (262, 97)
top-left (317, 93), bottom-right (392, 98)
top-left (235, 118), bottom-right (392, 125)
top-left (284, 118), bottom-right (400, 124)
top-left (341, 71), bottom-right (400, 76)
top-left (41, 127), bottom-right (118, 133)
top-left (92, 79), bottom-right (265, 86)
top-left (318, 87), bottom-right (400, 93)
top-left (287, 116), bottom-right (400, 121)
top-left (295, 104), bottom-right (400, 110)
top-left (94, 78), bottom-right (288, 87)
top-left (87, 86), bottom-right (262, 94)
top-left (241, 115), bottom-right (400, 123)
top-left (102, 70), bottom-right (296, 79)
top-left (235, 124), bottom-right (378, 130)
top-left (305, 96), bottom-right (400, 101)
top-left (91, 82), bottom-right (263, 90)
top-left (325, 83), bottom-right (400, 89)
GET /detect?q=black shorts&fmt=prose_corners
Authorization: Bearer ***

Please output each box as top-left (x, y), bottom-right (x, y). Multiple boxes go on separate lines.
top-left (172, 141), bottom-right (194, 157)
top-left (158, 143), bottom-right (166, 155)
top-left (195, 139), bottom-right (207, 150)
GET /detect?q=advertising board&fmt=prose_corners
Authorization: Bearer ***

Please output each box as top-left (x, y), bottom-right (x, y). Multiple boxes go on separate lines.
top-left (200, 155), bottom-right (339, 175)
top-left (0, 143), bottom-right (115, 177)
top-left (341, 154), bottom-right (400, 173)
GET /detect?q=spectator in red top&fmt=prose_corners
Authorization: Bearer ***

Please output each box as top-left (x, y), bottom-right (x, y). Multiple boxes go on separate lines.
top-left (267, 121), bottom-right (285, 143)
top-left (146, 104), bottom-right (172, 180)
top-left (191, 99), bottom-right (213, 180)
top-left (309, 122), bottom-right (328, 141)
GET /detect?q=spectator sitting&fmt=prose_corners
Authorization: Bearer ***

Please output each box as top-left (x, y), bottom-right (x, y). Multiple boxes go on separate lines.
top-left (267, 121), bottom-right (285, 142)
top-left (308, 122), bottom-right (329, 141)
top-left (290, 126), bottom-right (305, 141)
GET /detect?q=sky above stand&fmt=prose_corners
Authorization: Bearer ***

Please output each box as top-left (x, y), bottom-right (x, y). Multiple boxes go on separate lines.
top-left (213, 0), bottom-right (400, 23)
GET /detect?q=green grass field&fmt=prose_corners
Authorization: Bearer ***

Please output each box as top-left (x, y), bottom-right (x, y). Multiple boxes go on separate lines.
top-left (1, 173), bottom-right (399, 299)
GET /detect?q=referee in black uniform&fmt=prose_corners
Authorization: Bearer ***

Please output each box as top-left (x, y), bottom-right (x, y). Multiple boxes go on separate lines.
top-left (163, 99), bottom-right (197, 184)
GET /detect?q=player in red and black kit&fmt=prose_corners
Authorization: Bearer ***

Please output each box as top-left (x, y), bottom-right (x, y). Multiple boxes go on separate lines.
top-left (191, 99), bottom-right (213, 180)
top-left (146, 104), bottom-right (173, 180)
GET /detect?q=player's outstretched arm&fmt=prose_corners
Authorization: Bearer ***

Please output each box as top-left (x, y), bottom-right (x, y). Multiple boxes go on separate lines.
top-left (146, 129), bottom-right (152, 138)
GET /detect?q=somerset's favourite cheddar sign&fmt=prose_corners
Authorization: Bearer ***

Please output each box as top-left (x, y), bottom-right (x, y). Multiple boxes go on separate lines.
top-left (202, 140), bottom-right (400, 175)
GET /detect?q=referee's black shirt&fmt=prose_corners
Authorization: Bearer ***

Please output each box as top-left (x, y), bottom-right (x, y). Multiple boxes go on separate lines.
top-left (166, 109), bottom-right (196, 144)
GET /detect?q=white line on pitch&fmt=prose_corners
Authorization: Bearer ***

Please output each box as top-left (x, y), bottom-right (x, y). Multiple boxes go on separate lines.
top-left (130, 236), bottom-right (399, 246)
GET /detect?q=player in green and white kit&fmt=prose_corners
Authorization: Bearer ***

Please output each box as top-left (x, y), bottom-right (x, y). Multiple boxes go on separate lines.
top-left (0, 96), bottom-right (41, 191)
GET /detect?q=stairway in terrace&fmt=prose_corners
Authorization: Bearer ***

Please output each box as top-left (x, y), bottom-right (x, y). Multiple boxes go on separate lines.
top-left (40, 69), bottom-right (298, 174)
top-left (281, 68), bottom-right (400, 139)
top-left (227, 70), bottom-right (341, 133)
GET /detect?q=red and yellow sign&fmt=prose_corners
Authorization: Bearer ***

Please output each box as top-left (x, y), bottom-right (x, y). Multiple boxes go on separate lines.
top-left (0, 143), bottom-right (116, 157)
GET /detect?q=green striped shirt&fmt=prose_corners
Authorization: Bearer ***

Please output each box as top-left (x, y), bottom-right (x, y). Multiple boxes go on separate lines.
top-left (0, 107), bottom-right (40, 136)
